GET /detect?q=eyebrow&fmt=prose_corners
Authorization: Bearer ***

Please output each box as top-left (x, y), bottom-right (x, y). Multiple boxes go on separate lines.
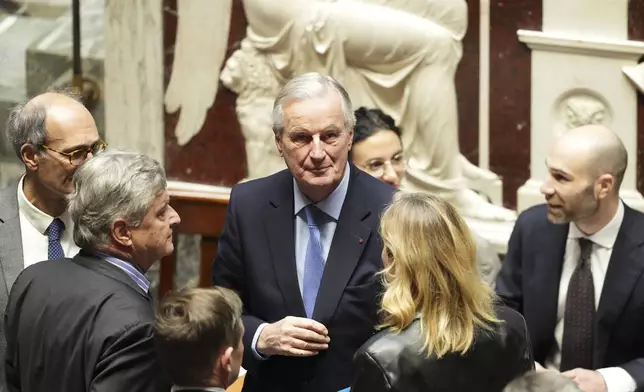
top-left (61, 139), bottom-right (101, 152)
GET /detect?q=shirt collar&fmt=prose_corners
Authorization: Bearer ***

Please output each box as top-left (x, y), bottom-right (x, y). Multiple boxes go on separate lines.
top-left (568, 201), bottom-right (625, 249)
top-left (94, 251), bottom-right (150, 293)
top-left (171, 387), bottom-right (226, 392)
top-left (16, 175), bottom-right (73, 235)
top-left (293, 162), bottom-right (350, 220)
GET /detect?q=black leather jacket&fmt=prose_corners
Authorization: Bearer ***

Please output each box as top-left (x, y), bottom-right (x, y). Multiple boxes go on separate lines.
top-left (351, 305), bottom-right (534, 392)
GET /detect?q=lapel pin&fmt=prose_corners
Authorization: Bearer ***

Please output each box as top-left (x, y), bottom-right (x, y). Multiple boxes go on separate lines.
top-left (359, 238), bottom-right (364, 244)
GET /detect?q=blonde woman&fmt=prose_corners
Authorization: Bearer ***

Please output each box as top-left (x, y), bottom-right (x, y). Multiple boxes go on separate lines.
top-left (351, 193), bottom-right (534, 392)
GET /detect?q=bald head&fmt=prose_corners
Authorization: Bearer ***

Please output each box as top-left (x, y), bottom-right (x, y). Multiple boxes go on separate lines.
top-left (5, 90), bottom-right (93, 159)
top-left (551, 124), bottom-right (627, 192)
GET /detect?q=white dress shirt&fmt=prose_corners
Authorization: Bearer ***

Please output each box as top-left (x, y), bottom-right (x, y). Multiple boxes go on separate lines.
top-left (17, 176), bottom-right (80, 268)
top-left (545, 202), bottom-right (636, 392)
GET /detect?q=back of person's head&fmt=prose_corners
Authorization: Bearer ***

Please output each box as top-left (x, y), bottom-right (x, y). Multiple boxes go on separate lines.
top-left (67, 150), bottom-right (167, 251)
top-left (155, 287), bottom-right (244, 388)
top-left (379, 192), bottom-right (498, 358)
top-left (503, 371), bottom-right (581, 392)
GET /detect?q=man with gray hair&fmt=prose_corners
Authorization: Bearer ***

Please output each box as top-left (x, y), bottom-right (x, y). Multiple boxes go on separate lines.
top-left (0, 90), bottom-right (104, 391)
top-left (212, 72), bottom-right (396, 391)
top-left (4, 150), bottom-right (180, 392)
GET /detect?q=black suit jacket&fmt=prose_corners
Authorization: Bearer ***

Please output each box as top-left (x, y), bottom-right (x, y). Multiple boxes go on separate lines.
top-left (351, 305), bottom-right (534, 392)
top-left (212, 166), bottom-right (396, 392)
top-left (4, 250), bottom-right (168, 392)
top-left (496, 203), bottom-right (644, 389)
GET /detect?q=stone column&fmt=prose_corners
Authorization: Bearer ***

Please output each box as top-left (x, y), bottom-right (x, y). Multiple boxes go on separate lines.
top-left (104, 0), bottom-right (164, 163)
top-left (516, 0), bottom-right (644, 212)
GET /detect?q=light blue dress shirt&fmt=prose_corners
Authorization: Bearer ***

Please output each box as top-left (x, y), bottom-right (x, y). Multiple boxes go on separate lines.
top-left (251, 163), bottom-right (351, 359)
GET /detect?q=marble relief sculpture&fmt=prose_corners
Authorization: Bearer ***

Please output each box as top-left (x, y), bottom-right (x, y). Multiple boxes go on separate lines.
top-left (220, 41), bottom-right (286, 181)
top-left (165, 0), bottom-right (516, 221)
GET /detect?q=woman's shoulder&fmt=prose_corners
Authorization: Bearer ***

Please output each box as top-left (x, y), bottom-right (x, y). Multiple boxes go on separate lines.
top-left (492, 303), bottom-right (528, 336)
top-left (356, 320), bottom-right (424, 365)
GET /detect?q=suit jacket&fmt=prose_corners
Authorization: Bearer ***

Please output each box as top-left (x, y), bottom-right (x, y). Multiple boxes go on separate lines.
top-left (351, 305), bottom-right (534, 392)
top-left (496, 203), bottom-right (644, 389)
top-left (0, 181), bottom-right (23, 392)
top-left (4, 250), bottom-right (168, 392)
top-left (212, 165), bottom-right (396, 392)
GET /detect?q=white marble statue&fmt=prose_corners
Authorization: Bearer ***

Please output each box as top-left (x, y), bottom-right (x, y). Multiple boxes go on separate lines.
top-left (220, 40), bottom-right (286, 181)
top-left (165, 0), bottom-right (516, 221)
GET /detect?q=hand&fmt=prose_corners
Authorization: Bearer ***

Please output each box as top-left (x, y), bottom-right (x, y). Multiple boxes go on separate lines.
top-left (257, 316), bottom-right (330, 357)
top-left (562, 368), bottom-right (608, 392)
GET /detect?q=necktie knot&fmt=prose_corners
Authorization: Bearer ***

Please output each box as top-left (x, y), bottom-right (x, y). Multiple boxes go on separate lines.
top-left (578, 238), bottom-right (593, 266)
top-left (46, 218), bottom-right (65, 242)
top-left (304, 205), bottom-right (324, 227)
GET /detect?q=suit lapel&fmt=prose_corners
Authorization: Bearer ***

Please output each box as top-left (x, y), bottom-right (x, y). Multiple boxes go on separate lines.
top-left (595, 206), bottom-right (644, 361)
top-left (313, 169), bottom-right (371, 325)
top-left (0, 181), bottom-right (24, 294)
top-left (264, 171), bottom-right (306, 317)
top-left (532, 220), bottom-right (568, 357)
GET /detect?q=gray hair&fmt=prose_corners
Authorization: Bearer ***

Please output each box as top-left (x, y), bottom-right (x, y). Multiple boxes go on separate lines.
top-left (503, 372), bottom-right (581, 392)
top-left (272, 72), bottom-right (356, 136)
top-left (68, 150), bottom-right (167, 250)
top-left (5, 88), bottom-right (82, 159)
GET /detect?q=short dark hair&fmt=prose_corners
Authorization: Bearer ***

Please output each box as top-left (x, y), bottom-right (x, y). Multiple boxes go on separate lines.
top-left (155, 287), bottom-right (243, 386)
top-left (353, 107), bottom-right (401, 145)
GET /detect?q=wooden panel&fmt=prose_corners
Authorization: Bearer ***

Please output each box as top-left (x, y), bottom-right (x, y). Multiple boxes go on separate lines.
top-left (456, 0), bottom-right (481, 164)
top-left (200, 238), bottom-right (219, 288)
top-left (158, 184), bottom-right (230, 296)
top-left (489, 0), bottom-right (542, 209)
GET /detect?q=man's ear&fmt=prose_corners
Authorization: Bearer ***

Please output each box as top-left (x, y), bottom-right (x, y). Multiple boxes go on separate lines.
top-left (21, 144), bottom-right (40, 171)
top-left (111, 219), bottom-right (132, 247)
top-left (595, 173), bottom-right (614, 200)
top-left (215, 346), bottom-right (234, 383)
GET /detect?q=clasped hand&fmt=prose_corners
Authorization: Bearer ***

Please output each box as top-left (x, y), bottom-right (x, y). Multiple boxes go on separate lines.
top-left (257, 316), bottom-right (330, 357)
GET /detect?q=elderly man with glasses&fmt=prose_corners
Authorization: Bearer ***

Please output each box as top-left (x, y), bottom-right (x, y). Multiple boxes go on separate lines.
top-left (0, 90), bottom-right (105, 391)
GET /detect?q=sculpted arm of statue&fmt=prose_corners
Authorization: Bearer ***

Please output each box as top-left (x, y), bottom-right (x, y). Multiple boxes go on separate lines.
top-left (165, 0), bottom-right (232, 146)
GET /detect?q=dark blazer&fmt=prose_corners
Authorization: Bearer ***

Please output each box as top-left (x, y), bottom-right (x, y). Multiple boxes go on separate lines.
top-left (496, 203), bottom-right (644, 389)
top-left (212, 165), bottom-right (396, 392)
top-left (4, 250), bottom-right (168, 392)
top-left (351, 305), bottom-right (534, 392)
top-left (0, 181), bottom-right (23, 392)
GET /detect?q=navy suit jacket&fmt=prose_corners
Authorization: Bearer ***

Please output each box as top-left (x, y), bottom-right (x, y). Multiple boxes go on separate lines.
top-left (496, 204), bottom-right (644, 390)
top-left (212, 165), bottom-right (395, 392)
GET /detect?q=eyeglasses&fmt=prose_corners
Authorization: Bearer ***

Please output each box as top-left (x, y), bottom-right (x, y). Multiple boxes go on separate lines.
top-left (40, 139), bottom-right (108, 166)
top-left (360, 154), bottom-right (405, 177)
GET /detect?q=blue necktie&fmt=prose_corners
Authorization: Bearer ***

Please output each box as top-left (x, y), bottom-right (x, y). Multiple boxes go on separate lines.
top-left (303, 205), bottom-right (326, 318)
top-left (46, 218), bottom-right (65, 259)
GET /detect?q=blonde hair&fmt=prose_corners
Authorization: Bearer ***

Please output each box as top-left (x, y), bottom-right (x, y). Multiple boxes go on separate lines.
top-left (379, 192), bottom-right (499, 358)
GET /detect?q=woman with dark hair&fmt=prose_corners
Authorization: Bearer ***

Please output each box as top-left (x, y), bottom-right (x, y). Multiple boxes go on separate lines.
top-left (352, 107), bottom-right (405, 188)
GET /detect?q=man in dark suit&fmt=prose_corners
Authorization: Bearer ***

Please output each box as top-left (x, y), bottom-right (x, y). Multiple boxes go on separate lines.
top-left (5, 151), bottom-right (180, 392)
top-left (0, 90), bottom-right (103, 391)
top-left (212, 72), bottom-right (396, 392)
top-left (497, 124), bottom-right (644, 392)
top-left (155, 287), bottom-right (245, 392)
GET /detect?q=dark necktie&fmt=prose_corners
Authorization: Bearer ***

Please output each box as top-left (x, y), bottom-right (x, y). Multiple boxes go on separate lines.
top-left (46, 218), bottom-right (66, 260)
top-left (560, 238), bottom-right (595, 371)
top-left (302, 205), bottom-right (326, 318)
